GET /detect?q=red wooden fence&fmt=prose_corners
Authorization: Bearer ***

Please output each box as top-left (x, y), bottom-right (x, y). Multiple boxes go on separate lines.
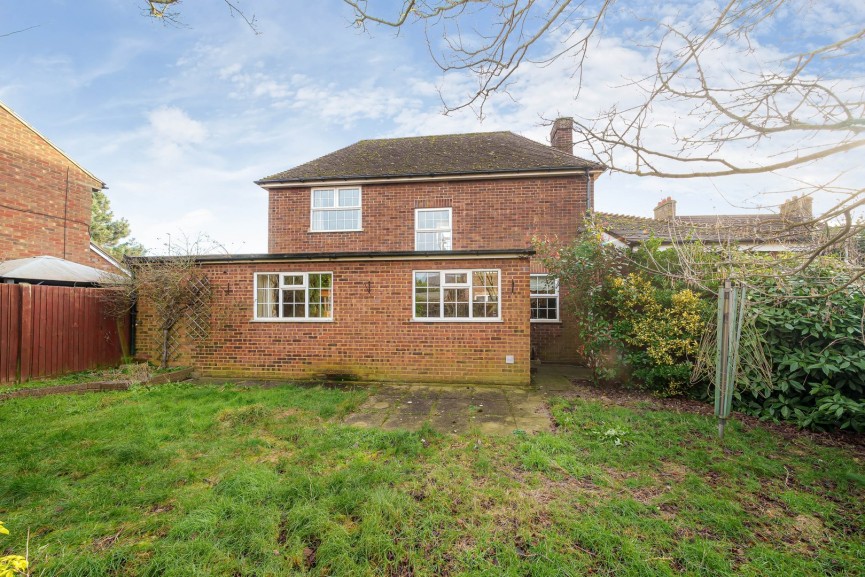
top-left (0, 284), bottom-right (129, 385)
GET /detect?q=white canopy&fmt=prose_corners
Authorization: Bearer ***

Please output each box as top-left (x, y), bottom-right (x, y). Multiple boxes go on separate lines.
top-left (0, 256), bottom-right (123, 284)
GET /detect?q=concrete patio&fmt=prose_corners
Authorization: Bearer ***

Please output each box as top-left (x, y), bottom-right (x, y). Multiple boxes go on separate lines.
top-left (342, 364), bottom-right (589, 435)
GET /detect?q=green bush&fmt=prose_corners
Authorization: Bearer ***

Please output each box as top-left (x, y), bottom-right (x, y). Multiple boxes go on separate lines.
top-left (609, 272), bottom-right (707, 396)
top-left (737, 274), bottom-right (865, 431)
top-left (538, 228), bottom-right (709, 394)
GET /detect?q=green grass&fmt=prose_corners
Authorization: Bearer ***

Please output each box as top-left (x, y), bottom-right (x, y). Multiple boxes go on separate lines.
top-left (3, 364), bottom-right (183, 391)
top-left (0, 383), bottom-right (863, 576)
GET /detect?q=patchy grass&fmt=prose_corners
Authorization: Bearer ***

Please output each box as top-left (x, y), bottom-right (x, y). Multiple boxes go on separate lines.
top-left (3, 364), bottom-right (183, 392)
top-left (0, 383), bottom-right (862, 576)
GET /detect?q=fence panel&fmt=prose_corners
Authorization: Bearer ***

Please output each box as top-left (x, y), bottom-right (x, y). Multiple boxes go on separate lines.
top-left (0, 285), bottom-right (21, 383)
top-left (0, 284), bottom-right (128, 385)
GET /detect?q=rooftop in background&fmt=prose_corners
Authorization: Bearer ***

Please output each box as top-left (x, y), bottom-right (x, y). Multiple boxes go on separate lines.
top-left (0, 256), bottom-right (122, 286)
top-left (257, 130), bottom-right (604, 185)
top-left (597, 196), bottom-right (816, 248)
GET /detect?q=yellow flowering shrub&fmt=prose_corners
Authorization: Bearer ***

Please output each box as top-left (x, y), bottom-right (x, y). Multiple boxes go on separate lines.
top-left (610, 273), bottom-right (705, 396)
top-left (0, 521), bottom-right (28, 577)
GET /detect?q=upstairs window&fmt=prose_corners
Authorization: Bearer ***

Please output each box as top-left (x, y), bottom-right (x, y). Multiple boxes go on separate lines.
top-left (415, 208), bottom-right (452, 251)
top-left (414, 269), bottom-right (500, 321)
top-left (311, 187), bottom-right (361, 232)
top-left (530, 274), bottom-right (559, 322)
top-left (254, 272), bottom-right (333, 320)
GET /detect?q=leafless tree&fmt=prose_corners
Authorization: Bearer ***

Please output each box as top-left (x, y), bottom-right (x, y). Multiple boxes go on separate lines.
top-left (105, 234), bottom-right (222, 369)
top-left (346, 1), bottom-right (864, 276)
top-left (145, 0), bottom-right (259, 32)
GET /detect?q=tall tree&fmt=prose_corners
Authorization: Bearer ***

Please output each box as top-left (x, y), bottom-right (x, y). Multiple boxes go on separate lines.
top-left (345, 0), bottom-right (864, 281)
top-left (91, 189), bottom-right (146, 260)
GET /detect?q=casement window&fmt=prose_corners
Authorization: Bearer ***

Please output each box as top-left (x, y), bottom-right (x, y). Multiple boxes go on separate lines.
top-left (414, 269), bottom-right (500, 321)
top-left (254, 272), bottom-right (333, 321)
top-left (530, 274), bottom-right (559, 322)
top-left (310, 187), bottom-right (361, 232)
top-left (415, 208), bottom-right (452, 251)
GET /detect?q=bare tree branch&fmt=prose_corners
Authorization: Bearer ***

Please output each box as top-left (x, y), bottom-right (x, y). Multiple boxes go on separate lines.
top-left (344, 1), bottom-right (865, 276)
top-left (147, 0), bottom-right (259, 33)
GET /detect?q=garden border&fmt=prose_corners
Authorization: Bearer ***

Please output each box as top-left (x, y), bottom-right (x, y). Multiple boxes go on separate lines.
top-left (0, 368), bottom-right (194, 401)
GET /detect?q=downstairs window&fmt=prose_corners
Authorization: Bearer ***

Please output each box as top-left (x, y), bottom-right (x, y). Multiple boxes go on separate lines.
top-left (254, 272), bottom-right (333, 320)
top-left (414, 269), bottom-right (500, 321)
top-left (530, 274), bottom-right (559, 322)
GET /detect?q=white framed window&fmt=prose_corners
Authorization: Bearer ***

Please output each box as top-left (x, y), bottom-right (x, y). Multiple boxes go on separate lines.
top-left (530, 274), bottom-right (559, 322)
top-left (253, 272), bottom-right (333, 321)
top-left (310, 187), bottom-right (362, 232)
top-left (413, 269), bottom-right (500, 321)
top-left (415, 208), bottom-right (452, 251)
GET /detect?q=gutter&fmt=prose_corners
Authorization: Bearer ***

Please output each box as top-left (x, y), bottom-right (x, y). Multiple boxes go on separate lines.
top-left (128, 248), bottom-right (535, 265)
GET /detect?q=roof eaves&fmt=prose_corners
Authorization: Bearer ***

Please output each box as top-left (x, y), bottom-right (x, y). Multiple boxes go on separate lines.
top-left (0, 100), bottom-right (106, 189)
top-left (255, 165), bottom-right (601, 186)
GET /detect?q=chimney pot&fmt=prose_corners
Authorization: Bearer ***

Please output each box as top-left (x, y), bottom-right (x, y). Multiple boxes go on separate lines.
top-left (550, 117), bottom-right (574, 155)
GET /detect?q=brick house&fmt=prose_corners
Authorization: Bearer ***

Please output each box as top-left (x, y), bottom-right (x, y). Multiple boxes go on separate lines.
top-left (134, 119), bottom-right (604, 385)
top-left (0, 100), bottom-right (120, 275)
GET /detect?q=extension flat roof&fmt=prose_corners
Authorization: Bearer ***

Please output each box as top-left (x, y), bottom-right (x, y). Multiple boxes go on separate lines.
top-left (128, 248), bottom-right (535, 265)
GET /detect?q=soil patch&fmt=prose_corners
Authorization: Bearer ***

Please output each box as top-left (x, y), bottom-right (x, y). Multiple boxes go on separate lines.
top-left (570, 378), bottom-right (865, 454)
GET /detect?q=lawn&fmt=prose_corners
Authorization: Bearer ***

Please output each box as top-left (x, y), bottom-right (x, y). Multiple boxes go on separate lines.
top-left (0, 382), bottom-right (862, 576)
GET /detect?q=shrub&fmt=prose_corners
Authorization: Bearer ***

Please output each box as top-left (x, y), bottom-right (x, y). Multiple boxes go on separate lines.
top-left (538, 227), bottom-right (709, 393)
top-left (535, 225), bottom-right (625, 383)
top-left (610, 273), bottom-right (707, 396)
top-left (736, 273), bottom-right (865, 431)
top-left (0, 521), bottom-right (28, 576)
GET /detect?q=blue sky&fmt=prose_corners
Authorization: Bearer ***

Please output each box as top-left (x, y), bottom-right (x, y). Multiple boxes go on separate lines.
top-left (2, 1), bottom-right (861, 253)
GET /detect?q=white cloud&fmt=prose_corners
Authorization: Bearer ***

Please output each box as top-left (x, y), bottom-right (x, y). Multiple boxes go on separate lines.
top-left (5, 0), bottom-right (860, 255)
top-left (148, 106), bottom-right (207, 146)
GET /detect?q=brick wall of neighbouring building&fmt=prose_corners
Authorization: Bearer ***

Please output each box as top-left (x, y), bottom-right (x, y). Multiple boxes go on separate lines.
top-left (0, 105), bottom-right (101, 264)
top-left (134, 257), bottom-right (532, 385)
top-left (268, 176), bottom-right (588, 254)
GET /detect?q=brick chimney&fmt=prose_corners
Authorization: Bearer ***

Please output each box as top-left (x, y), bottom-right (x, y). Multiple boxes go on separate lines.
top-left (654, 197), bottom-right (676, 220)
top-left (780, 195), bottom-right (813, 222)
top-left (550, 117), bottom-right (574, 155)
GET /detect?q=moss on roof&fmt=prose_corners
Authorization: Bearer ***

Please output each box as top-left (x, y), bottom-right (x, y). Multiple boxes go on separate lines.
top-left (257, 131), bottom-right (604, 183)
top-left (596, 211), bottom-right (813, 245)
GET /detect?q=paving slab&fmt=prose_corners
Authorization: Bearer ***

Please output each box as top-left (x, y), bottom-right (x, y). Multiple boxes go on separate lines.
top-left (342, 364), bottom-right (584, 435)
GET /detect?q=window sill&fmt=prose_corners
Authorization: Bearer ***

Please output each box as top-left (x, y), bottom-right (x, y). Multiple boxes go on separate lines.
top-left (251, 318), bottom-right (334, 323)
top-left (308, 228), bottom-right (364, 233)
top-left (531, 319), bottom-right (562, 324)
top-left (411, 318), bottom-right (503, 323)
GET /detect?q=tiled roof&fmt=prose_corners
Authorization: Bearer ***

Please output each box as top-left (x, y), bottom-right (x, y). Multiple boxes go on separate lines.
top-left (257, 131), bottom-right (604, 184)
top-left (596, 212), bottom-right (813, 245)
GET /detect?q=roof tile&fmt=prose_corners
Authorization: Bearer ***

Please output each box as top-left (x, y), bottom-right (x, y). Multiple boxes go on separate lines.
top-left (258, 131), bottom-right (603, 183)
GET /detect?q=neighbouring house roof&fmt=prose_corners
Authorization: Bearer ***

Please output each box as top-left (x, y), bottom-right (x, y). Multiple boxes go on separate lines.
top-left (0, 256), bottom-right (122, 285)
top-left (595, 212), bottom-right (814, 247)
top-left (0, 100), bottom-right (106, 189)
top-left (257, 131), bottom-right (604, 185)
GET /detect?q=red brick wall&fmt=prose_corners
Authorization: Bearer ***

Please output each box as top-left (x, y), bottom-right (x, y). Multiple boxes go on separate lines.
top-left (268, 176), bottom-right (588, 253)
top-left (135, 257), bottom-right (532, 385)
top-left (0, 106), bottom-right (100, 265)
top-left (83, 247), bottom-right (125, 274)
top-left (267, 175), bottom-right (589, 365)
